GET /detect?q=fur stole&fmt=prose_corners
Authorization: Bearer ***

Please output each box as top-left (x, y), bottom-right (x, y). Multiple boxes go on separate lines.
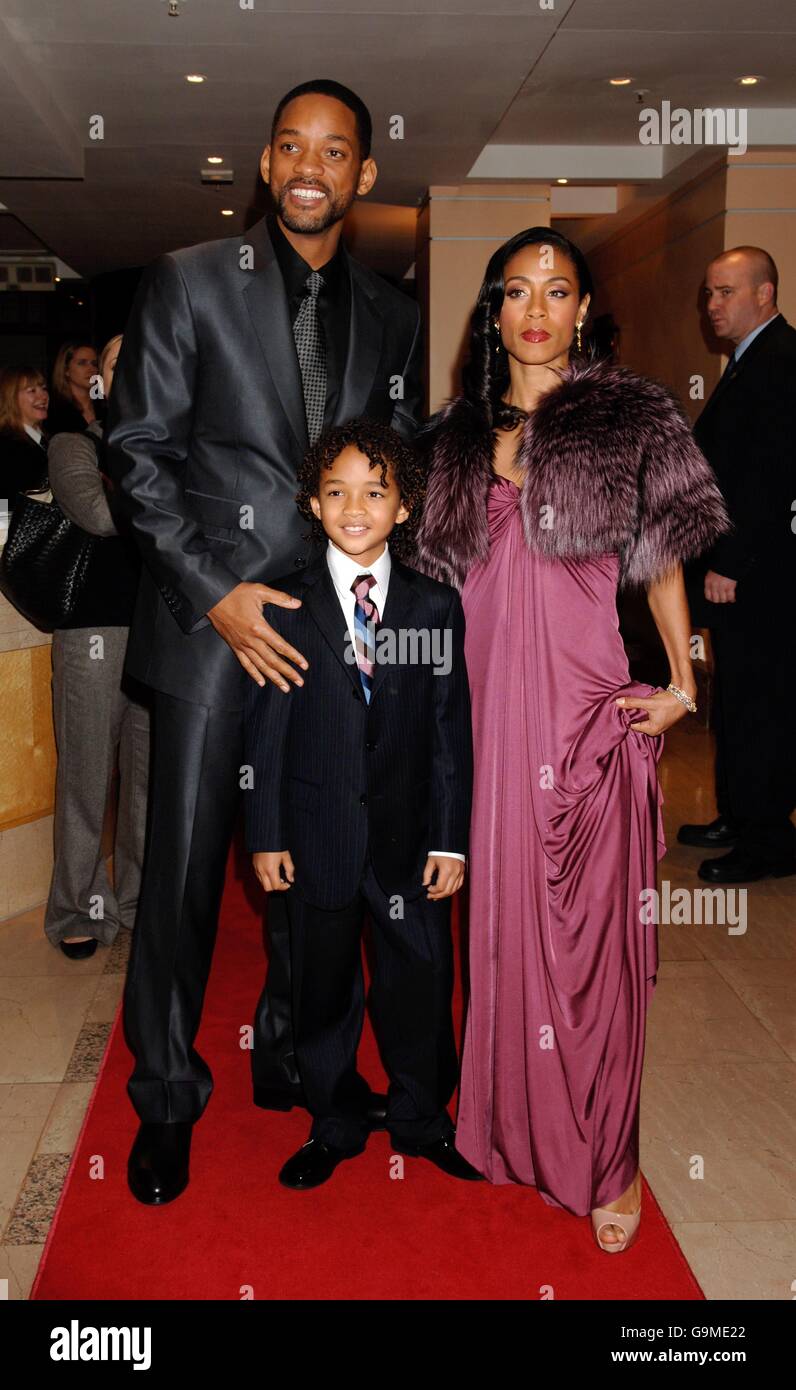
top-left (412, 357), bottom-right (731, 590)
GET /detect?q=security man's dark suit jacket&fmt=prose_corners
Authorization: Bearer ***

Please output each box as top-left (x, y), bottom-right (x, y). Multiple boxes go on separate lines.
top-left (243, 552), bottom-right (473, 910)
top-left (104, 212), bottom-right (423, 710)
top-left (687, 312), bottom-right (796, 628)
top-left (685, 311), bottom-right (796, 859)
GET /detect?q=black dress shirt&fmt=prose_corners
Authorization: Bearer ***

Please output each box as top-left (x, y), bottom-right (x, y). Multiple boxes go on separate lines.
top-left (266, 211), bottom-right (351, 424)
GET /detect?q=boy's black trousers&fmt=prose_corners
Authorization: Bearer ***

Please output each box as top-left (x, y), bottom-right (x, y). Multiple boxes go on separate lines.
top-left (286, 855), bottom-right (459, 1152)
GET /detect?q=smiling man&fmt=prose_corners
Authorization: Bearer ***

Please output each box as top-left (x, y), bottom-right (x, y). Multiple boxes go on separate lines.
top-left (105, 79), bottom-right (423, 1205)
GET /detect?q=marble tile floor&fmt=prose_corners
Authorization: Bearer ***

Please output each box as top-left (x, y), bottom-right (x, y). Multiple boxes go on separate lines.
top-left (0, 919), bottom-right (129, 1300)
top-left (0, 722), bottom-right (793, 1301)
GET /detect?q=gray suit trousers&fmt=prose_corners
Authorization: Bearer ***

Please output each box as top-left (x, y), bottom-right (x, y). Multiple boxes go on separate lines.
top-left (44, 626), bottom-right (150, 946)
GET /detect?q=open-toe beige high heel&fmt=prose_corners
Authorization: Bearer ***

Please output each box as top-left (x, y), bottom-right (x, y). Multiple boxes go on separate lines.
top-left (590, 1199), bottom-right (642, 1254)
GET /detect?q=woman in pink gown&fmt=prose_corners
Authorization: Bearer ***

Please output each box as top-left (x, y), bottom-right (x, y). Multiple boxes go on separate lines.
top-left (414, 228), bottom-right (729, 1251)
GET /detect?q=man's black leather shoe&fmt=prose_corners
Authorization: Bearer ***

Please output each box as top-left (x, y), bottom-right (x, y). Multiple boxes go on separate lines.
top-left (698, 849), bottom-right (796, 883)
top-left (128, 1121), bottom-right (193, 1205)
top-left (677, 816), bottom-right (738, 849)
top-left (278, 1138), bottom-right (365, 1190)
top-left (391, 1134), bottom-right (485, 1181)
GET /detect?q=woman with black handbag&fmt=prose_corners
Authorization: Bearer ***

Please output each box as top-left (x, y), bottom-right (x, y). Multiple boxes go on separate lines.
top-left (43, 335), bottom-right (150, 960)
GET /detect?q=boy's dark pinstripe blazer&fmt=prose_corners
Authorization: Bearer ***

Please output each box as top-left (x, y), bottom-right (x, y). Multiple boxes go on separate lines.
top-left (243, 550), bottom-right (473, 911)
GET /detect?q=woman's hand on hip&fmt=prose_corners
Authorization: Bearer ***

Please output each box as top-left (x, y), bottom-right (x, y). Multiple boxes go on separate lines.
top-left (614, 689), bottom-right (688, 736)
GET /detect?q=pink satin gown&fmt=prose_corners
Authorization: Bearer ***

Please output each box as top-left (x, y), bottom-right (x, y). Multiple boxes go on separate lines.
top-left (454, 475), bottom-right (666, 1216)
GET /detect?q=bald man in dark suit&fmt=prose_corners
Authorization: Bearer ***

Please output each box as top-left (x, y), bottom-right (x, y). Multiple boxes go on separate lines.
top-left (680, 247), bottom-right (796, 882)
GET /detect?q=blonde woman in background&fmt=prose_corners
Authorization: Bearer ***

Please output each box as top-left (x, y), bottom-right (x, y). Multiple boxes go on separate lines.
top-left (48, 340), bottom-right (102, 437)
top-left (44, 335), bottom-right (150, 960)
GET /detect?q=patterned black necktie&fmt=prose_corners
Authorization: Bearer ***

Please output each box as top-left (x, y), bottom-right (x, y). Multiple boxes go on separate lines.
top-left (292, 269), bottom-right (327, 445)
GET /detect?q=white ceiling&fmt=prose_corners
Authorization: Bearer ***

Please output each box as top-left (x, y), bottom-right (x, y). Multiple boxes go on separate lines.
top-left (481, 0), bottom-right (796, 170)
top-left (0, 0), bottom-right (794, 279)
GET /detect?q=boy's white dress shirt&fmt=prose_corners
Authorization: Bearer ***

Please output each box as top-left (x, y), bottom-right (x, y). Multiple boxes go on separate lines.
top-left (325, 537), bottom-right (465, 866)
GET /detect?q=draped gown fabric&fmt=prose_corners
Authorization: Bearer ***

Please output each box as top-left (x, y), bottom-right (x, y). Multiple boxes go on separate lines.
top-left (454, 475), bottom-right (666, 1217)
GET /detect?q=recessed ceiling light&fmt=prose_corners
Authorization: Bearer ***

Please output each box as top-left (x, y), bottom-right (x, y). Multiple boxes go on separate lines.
top-left (737, 75), bottom-right (761, 85)
top-left (609, 77), bottom-right (632, 86)
top-left (185, 74), bottom-right (205, 83)
top-left (207, 155), bottom-right (223, 164)
top-left (556, 178), bottom-right (568, 185)
top-left (220, 209), bottom-right (234, 216)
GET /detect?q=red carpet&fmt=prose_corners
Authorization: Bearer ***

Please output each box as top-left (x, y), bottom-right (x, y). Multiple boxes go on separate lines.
top-left (32, 844), bottom-right (704, 1301)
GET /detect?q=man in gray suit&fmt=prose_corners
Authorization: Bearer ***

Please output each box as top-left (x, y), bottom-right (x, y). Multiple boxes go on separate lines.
top-left (105, 79), bottom-right (423, 1204)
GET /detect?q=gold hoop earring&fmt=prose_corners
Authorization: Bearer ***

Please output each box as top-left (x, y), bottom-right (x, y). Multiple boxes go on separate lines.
top-left (575, 320), bottom-right (583, 353)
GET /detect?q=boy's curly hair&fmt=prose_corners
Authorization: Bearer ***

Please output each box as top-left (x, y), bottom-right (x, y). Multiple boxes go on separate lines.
top-left (295, 418), bottom-right (427, 562)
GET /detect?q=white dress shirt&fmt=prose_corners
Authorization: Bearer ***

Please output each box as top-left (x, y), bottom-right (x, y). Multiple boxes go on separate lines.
top-left (325, 538), bottom-right (464, 865)
top-left (24, 423), bottom-right (44, 446)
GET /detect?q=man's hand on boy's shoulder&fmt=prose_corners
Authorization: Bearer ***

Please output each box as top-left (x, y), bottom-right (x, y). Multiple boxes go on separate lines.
top-left (207, 581), bottom-right (308, 692)
top-left (252, 850), bottom-right (295, 893)
top-left (422, 855), bottom-right (466, 900)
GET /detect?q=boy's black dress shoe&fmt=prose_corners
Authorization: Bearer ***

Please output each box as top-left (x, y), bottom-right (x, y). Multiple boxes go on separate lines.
top-left (677, 816), bottom-right (738, 849)
top-left (128, 1121), bottom-right (193, 1205)
top-left (391, 1134), bottom-right (484, 1181)
top-left (254, 1085), bottom-right (388, 1130)
top-left (698, 848), bottom-right (796, 883)
top-left (279, 1138), bottom-right (366, 1190)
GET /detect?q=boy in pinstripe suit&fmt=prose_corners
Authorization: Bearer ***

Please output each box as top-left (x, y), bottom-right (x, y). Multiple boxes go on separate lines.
top-left (244, 419), bottom-right (480, 1189)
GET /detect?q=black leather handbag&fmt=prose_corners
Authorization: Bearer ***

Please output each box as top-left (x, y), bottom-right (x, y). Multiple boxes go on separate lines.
top-left (0, 492), bottom-right (95, 632)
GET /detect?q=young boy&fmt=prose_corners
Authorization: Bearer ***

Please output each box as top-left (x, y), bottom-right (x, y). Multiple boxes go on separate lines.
top-left (243, 418), bottom-right (479, 1189)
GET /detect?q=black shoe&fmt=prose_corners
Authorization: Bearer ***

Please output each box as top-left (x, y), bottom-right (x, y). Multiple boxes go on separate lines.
top-left (366, 1092), bottom-right (388, 1131)
top-left (59, 937), bottom-right (99, 960)
top-left (698, 848), bottom-right (796, 883)
top-left (278, 1137), bottom-right (365, 1190)
top-left (128, 1121), bottom-right (193, 1205)
top-left (677, 816), bottom-right (738, 849)
top-left (391, 1134), bottom-right (485, 1181)
top-left (253, 1083), bottom-right (305, 1112)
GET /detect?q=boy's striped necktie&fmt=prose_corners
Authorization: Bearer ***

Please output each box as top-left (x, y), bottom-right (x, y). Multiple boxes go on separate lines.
top-left (351, 573), bottom-right (380, 703)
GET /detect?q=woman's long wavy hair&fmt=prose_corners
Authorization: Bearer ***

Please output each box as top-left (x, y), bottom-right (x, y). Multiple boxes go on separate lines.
top-left (460, 226), bottom-right (595, 430)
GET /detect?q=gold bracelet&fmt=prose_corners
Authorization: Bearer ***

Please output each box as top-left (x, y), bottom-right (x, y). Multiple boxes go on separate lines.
top-left (667, 683), bottom-right (697, 714)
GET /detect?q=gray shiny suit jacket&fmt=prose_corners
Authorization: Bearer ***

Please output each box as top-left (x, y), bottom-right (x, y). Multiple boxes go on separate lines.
top-left (104, 213), bottom-right (423, 710)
